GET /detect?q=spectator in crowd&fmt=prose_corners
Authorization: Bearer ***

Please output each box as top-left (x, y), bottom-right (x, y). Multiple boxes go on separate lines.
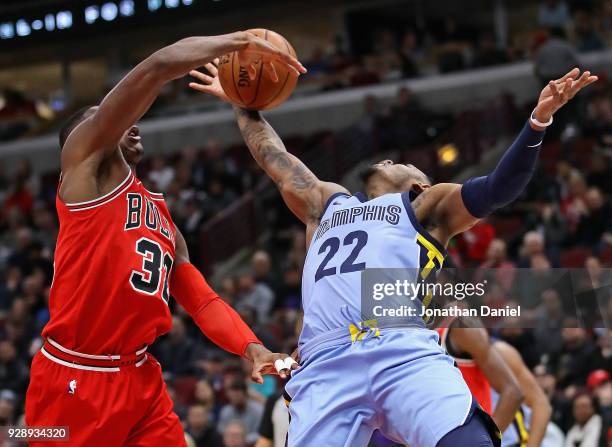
top-left (564, 392), bottom-right (603, 447)
top-left (223, 421), bottom-right (248, 447)
top-left (398, 31), bottom-right (420, 79)
top-left (434, 17), bottom-right (469, 73)
top-left (236, 273), bottom-right (274, 325)
top-left (185, 404), bottom-right (223, 447)
top-left (537, 288), bottom-right (565, 326)
top-left (274, 266), bottom-right (302, 311)
top-left (349, 95), bottom-right (381, 156)
top-left (518, 231), bottom-right (547, 267)
top-left (533, 289), bottom-right (566, 356)
top-left (574, 10), bottom-right (606, 53)
top-left (0, 340), bottom-right (28, 392)
top-left (573, 187), bottom-right (611, 249)
top-left (457, 220), bottom-right (496, 265)
top-left (476, 238), bottom-right (516, 293)
top-left (252, 250), bottom-right (276, 290)
top-left (148, 156), bottom-right (175, 191)
top-left (588, 370), bottom-right (612, 435)
top-left (154, 316), bottom-right (197, 377)
top-left (372, 29), bottom-right (402, 81)
top-left (255, 391), bottom-right (289, 447)
top-left (0, 389), bottom-right (17, 425)
top-left (381, 87), bottom-right (431, 147)
top-left (556, 324), bottom-right (599, 388)
top-left (534, 28), bottom-right (579, 87)
top-left (538, 0), bottom-right (572, 29)
top-left (218, 379), bottom-right (264, 445)
top-left (473, 32), bottom-right (508, 67)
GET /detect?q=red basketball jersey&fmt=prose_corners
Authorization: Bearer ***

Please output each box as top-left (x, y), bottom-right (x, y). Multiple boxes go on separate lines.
top-left (43, 170), bottom-right (176, 354)
top-left (437, 324), bottom-right (493, 414)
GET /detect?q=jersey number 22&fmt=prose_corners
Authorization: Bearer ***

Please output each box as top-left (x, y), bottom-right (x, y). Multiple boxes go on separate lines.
top-left (315, 230), bottom-right (368, 282)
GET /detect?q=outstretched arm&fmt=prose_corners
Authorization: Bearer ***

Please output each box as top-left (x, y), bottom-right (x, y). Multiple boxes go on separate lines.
top-left (62, 32), bottom-right (303, 171)
top-left (172, 229), bottom-right (296, 383)
top-left (234, 108), bottom-right (349, 224)
top-left (412, 68), bottom-right (597, 246)
top-left (189, 59), bottom-right (346, 227)
top-left (494, 340), bottom-right (551, 447)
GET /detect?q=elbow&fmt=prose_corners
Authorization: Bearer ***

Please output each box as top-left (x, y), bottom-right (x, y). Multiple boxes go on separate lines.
top-left (505, 384), bottom-right (525, 408)
top-left (541, 398), bottom-right (552, 419)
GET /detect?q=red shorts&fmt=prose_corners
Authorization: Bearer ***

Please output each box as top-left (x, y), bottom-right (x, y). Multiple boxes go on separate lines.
top-left (25, 340), bottom-right (186, 447)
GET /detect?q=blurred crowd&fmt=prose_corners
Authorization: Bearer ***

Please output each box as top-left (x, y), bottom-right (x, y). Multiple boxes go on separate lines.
top-left (6, 0), bottom-right (612, 142)
top-left (0, 88), bottom-right (55, 143)
top-left (299, 0), bottom-right (612, 90)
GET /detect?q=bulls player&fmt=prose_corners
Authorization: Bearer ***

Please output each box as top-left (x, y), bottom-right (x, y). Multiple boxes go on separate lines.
top-left (25, 33), bottom-right (305, 446)
top-left (436, 316), bottom-right (523, 431)
top-left (438, 318), bottom-right (553, 447)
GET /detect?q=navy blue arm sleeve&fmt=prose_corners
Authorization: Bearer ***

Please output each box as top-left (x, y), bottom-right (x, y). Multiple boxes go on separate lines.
top-left (461, 121), bottom-right (546, 218)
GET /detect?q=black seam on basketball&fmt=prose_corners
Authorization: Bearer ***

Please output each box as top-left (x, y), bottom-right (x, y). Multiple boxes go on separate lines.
top-left (231, 51), bottom-right (247, 106)
top-left (246, 29), bottom-right (267, 107)
top-left (265, 37), bottom-right (293, 108)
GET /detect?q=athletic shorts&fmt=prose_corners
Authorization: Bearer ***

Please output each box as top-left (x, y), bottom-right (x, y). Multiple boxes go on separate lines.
top-left (25, 340), bottom-right (185, 447)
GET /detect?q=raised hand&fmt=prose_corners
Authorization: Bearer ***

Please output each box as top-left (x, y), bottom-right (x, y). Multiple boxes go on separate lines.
top-left (189, 59), bottom-right (228, 102)
top-left (239, 31), bottom-right (306, 82)
top-left (534, 68), bottom-right (598, 123)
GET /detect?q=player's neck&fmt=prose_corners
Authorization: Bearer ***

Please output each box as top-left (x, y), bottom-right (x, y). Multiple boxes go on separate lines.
top-left (369, 183), bottom-right (409, 199)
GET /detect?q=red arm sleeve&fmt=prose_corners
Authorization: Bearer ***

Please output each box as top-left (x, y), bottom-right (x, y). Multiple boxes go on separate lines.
top-left (170, 263), bottom-right (262, 357)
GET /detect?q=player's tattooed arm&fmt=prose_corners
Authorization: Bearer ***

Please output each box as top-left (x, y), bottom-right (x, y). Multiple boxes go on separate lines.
top-left (235, 107), bottom-right (349, 224)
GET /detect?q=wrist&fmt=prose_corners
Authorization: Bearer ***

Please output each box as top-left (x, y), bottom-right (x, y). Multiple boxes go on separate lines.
top-left (234, 106), bottom-right (262, 121)
top-left (228, 31), bottom-right (251, 51)
top-left (244, 342), bottom-right (266, 360)
top-left (530, 108), bottom-right (553, 130)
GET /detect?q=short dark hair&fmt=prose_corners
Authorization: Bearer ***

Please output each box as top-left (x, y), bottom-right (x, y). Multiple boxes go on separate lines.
top-left (359, 165), bottom-right (432, 186)
top-left (59, 106), bottom-right (93, 149)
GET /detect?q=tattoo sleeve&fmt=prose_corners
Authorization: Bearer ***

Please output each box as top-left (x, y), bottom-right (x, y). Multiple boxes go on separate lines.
top-left (234, 107), bottom-right (321, 221)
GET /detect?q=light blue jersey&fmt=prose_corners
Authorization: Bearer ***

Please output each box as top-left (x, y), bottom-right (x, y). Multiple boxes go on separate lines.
top-left (285, 192), bottom-right (499, 447)
top-left (300, 191), bottom-right (445, 349)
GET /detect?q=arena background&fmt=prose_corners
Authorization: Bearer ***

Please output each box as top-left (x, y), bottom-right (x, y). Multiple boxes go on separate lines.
top-left (0, 0), bottom-right (611, 446)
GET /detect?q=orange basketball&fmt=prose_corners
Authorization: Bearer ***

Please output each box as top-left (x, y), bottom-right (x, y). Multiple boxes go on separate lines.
top-left (218, 29), bottom-right (298, 111)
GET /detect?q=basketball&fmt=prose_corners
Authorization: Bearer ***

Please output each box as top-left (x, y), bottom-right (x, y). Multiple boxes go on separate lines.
top-left (218, 28), bottom-right (299, 111)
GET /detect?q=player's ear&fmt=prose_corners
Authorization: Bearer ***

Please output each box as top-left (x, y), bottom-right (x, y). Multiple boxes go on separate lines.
top-left (412, 183), bottom-right (430, 194)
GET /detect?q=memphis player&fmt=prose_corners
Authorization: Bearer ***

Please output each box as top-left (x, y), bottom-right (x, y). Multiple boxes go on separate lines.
top-left (190, 64), bottom-right (596, 446)
top-left (25, 33), bottom-right (305, 446)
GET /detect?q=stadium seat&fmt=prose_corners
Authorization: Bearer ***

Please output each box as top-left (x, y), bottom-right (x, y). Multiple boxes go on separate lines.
top-left (600, 247), bottom-right (612, 267)
top-left (172, 376), bottom-right (198, 406)
top-left (560, 247), bottom-right (592, 268)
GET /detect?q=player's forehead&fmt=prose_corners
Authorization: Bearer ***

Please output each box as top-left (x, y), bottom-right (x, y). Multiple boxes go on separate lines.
top-left (372, 160), bottom-right (425, 177)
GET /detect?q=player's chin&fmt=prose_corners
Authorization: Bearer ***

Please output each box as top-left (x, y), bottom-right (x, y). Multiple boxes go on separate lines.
top-left (121, 143), bottom-right (144, 165)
